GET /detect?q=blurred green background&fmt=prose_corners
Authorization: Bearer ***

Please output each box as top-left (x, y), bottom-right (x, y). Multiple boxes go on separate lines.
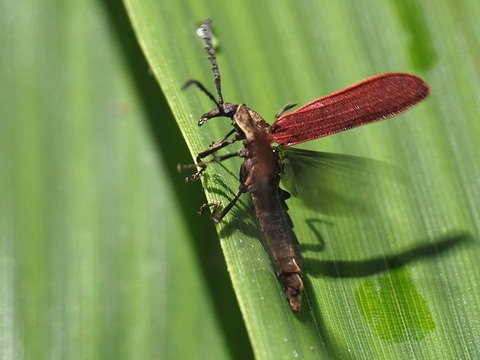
top-left (2, 0), bottom-right (479, 359)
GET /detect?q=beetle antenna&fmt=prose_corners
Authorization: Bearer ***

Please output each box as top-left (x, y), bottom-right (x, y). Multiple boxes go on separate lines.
top-left (202, 18), bottom-right (224, 107)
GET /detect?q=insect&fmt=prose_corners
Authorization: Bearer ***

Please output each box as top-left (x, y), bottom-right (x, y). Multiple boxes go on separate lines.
top-left (180, 19), bottom-right (430, 312)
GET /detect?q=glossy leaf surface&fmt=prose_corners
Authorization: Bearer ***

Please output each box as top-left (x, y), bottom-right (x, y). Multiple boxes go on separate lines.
top-left (123, 2), bottom-right (480, 359)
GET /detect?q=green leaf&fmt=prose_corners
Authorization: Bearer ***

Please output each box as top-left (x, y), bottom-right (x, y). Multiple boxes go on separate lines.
top-left (4, 0), bottom-right (480, 359)
top-left (125, 0), bottom-right (480, 358)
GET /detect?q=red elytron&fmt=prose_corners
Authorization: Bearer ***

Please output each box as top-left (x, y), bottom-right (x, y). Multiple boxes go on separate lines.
top-left (271, 73), bottom-right (430, 146)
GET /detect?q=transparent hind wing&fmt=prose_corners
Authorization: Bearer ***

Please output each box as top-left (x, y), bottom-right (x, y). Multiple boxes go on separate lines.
top-left (279, 146), bottom-right (407, 218)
